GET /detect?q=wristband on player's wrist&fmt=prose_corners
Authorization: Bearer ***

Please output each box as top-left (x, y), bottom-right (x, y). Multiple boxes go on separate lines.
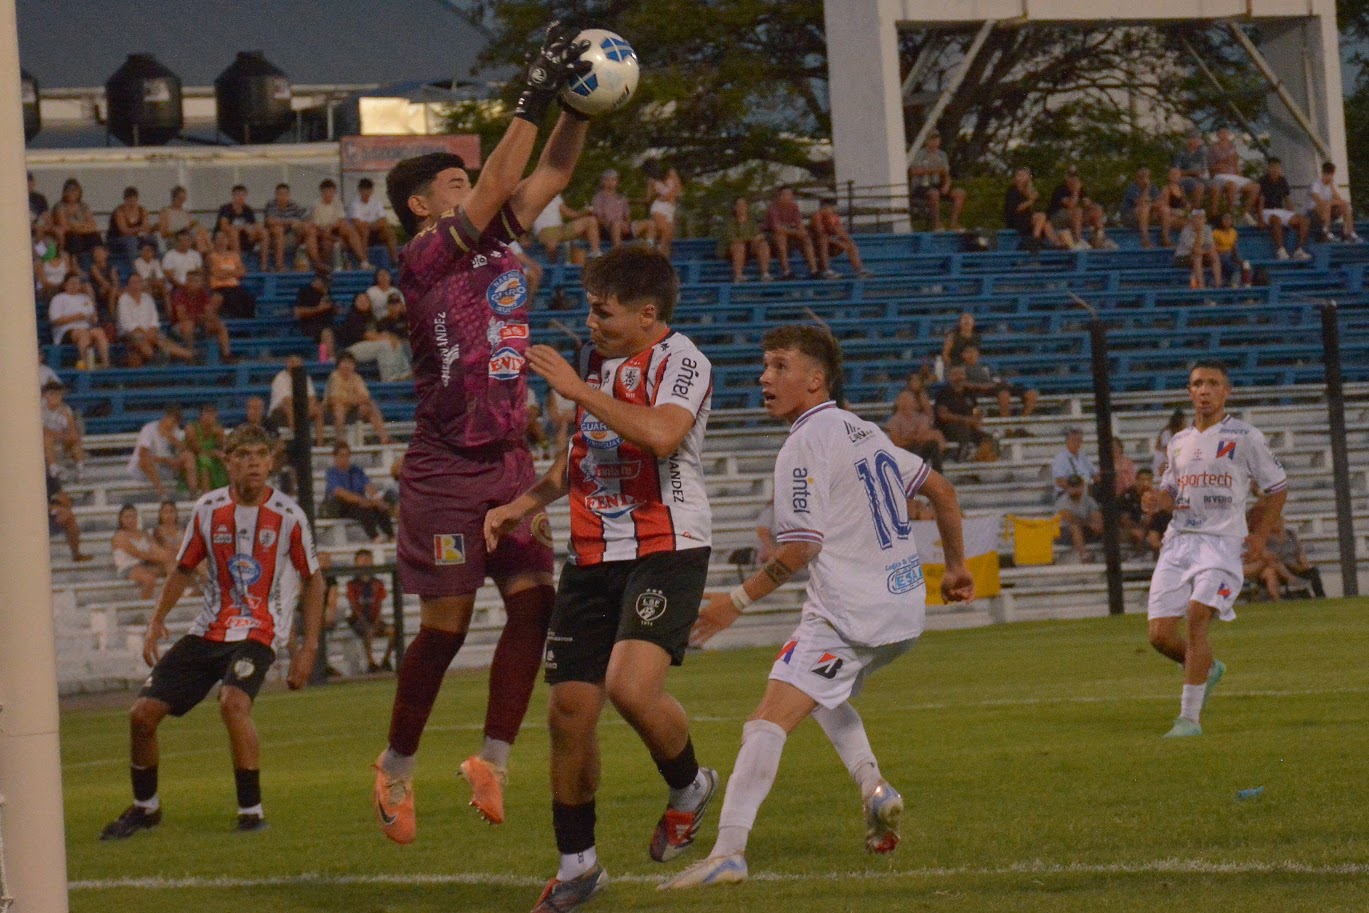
top-left (513, 88), bottom-right (554, 124)
top-left (729, 585), bottom-right (754, 612)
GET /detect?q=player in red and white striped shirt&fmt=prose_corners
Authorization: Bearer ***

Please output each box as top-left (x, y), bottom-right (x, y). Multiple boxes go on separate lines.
top-left (100, 425), bottom-right (323, 840)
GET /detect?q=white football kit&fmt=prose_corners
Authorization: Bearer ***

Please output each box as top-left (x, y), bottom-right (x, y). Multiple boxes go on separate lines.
top-left (1147, 415), bottom-right (1287, 620)
top-left (767, 402), bottom-right (932, 708)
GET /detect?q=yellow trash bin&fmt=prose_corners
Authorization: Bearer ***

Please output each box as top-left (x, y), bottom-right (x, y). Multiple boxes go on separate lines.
top-left (1006, 514), bottom-right (1060, 566)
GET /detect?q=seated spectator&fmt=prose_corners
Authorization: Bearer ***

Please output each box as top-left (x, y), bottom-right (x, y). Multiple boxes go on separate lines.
top-left (1118, 467), bottom-right (1169, 558)
top-left (40, 380), bottom-right (84, 480)
top-left (1267, 518), bottom-right (1325, 598)
top-left (86, 244), bottom-right (122, 318)
top-left (323, 442), bottom-right (394, 542)
top-left (1120, 166), bottom-right (1160, 248)
top-left (1307, 161), bottom-right (1359, 243)
top-left (324, 352), bottom-right (392, 445)
top-left (941, 312), bottom-right (981, 369)
top-left (1211, 211), bottom-right (1245, 287)
top-left (263, 182), bottom-right (310, 272)
top-left (170, 268), bottom-right (235, 362)
top-left (1047, 166), bottom-right (1112, 250)
top-left (1171, 129), bottom-right (1209, 209)
top-left (111, 503), bottom-right (179, 599)
top-left (765, 186), bottom-right (820, 279)
top-left (51, 178), bottom-right (103, 266)
top-left (216, 184), bottom-right (267, 265)
top-left (108, 186), bottom-right (155, 264)
top-left (347, 177), bottom-right (399, 267)
top-left (308, 178), bottom-right (370, 271)
top-left (532, 193), bottom-right (601, 263)
top-left (1174, 208), bottom-right (1222, 288)
top-left (48, 473), bottom-right (91, 563)
top-left (1155, 167), bottom-right (1192, 247)
top-left (810, 197), bottom-right (870, 278)
top-left (1206, 127), bottom-right (1261, 223)
top-left (207, 229), bottom-right (256, 319)
top-left (934, 366), bottom-right (992, 460)
top-left (347, 549), bottom-right (394, 672)
top-left (269, 355), bottom-right (324, 446)
top-left (885, 379), bottom-right (947, 472)
top-left (34, 229), bottom-right (74, 301)
top-left (1003, 167), bottom-right (1062, 251)
top-left (127, 406), bottom-right (197, 500)
top-left (28, 172), bottom-right (48, 229)
top-left (133, 242), bottom-right (168, 300)
top-left (1056, 474), bottom-right (1103, 563)
top-left (157, 185), bottom-right (207, 250)
top-left (1110, 437), bottom-right (1137, 496)
top-left (590, 169), bottom-right (652, 248)
top-left (338, 292), bottom-right (411, 382)
top-left (365, 267), bottom-right (405, 324)
top-left (37, 348), bottom-right (59, 390)
top-left (151, 500), bottom-right (184, 551)
top-left (294, 269), bottom-right (337, 342)
top-left (1256, 157), bottom-right (1311, 261)
top-left (1051, 427), bottom-right (1099, 499)
top-left (643, 158), bottom-right (682, 258)
top-left (906, 130), bottom-right (966, 232)
top-left (961, 345), bottom-right (1038, 418)
top-left (48, 272), bottom-right (109, 369)
top-left (719, 196), bottom-right (772, 283)
top-left (117, 273), bottom-right (192, 366)
top-left (185, 403), bottom-right (229, 491)
top-left (161, 230), bottom-right (204, 291)
top-left (1153, 407), bottom-right (1185, 476)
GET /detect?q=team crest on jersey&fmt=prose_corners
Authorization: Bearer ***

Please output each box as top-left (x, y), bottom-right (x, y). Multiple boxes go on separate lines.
top-left (227, 554), bottom-right (262, 588)
top-left (581, 416), bottom-right (622, 450)
top-left (488, 345), bottom-right (525, 380)
top-left (810, 652), bottom-right (845, 680)
top-left (232, 658), bottom-right (256, 680)
top-left (486, 270), bottom-right (528, 315)
top-left (635, 589), bottom-right (668, 625)
top-left (1217, 582), bottom-right (1232, 599)
top-left (776, 640), bottom-right (797, 664)
top-left (1216, 440), bottom-right (1237, 459)
top-left (531, 512), bottom-right (554, 548)
top-left (257, 528), bottom-right (277, 548)
top-left (433, 534), bottom-right (466, 565)
top-left (619, 365), bottom-right (642, 393)
top-left (212, 524), bottom-right (233, 545)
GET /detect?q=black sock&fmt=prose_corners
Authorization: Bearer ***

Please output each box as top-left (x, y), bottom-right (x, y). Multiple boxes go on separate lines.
top-left (552, 801), bottom-right (596, 855)
top-left (131, 764), bottom-right (158, 803)
top-left (654, 737), bottom-right (700, 791)
top-left (234, 768), bottom-right (261, 810)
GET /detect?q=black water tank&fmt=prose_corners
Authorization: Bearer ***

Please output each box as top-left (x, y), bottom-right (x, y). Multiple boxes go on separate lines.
top-left (216, 52), bottom-right (293, 144)
top-left (105, 54), bottom-right (183, 146)
top-left (21, 69), bottom-right (39, 141)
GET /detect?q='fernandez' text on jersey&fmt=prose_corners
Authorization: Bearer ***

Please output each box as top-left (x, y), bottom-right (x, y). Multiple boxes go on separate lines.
top-left (399, 204), bottom-right (532, 450)
top-left (566, 331), bottom-right (713, 564)
top-left (773, 402), bottom-right (932, 647)
top-left (1160, 415), bottom-right (1287, 539)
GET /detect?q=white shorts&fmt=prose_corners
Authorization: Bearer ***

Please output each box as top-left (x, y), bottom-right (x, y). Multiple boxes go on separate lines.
top-left (768, 613), bottom-right (914, 709)
top-left (1211, 173), bottom-right (1251, 189)
top-left (1147, 532), bottom-right (1242, 621)
top-left (1262, 209), bottom-right (1296, 224)
top-left (649, 199), bottom-right (676, 221)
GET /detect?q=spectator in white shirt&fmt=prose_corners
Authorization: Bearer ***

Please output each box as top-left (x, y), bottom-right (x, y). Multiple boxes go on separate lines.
top-left (308, 178), bottom-right (370, 271)
top-left (133, 242), bottom-right (167, 301)
top-left (1307, 161), bottom-right (1360, 243)
top-left (1050, 427), bottom-right (1098, 497)
top-left (48, 272), bottom-right (109, 369)
top-left (117, 273), bottom-right (193, 365)
top-left (532, 193), bottom-right (601, 263)
top-left (348, 177), bottom-right (399, 267)
top-left (127, 406), bottom-right (198, 499)
top-left (161, 230), bottom-right (204, 290)
top-left (269, 354), bottom-right (324, 446)
top-left (364, 266), bottom-right (405, 322)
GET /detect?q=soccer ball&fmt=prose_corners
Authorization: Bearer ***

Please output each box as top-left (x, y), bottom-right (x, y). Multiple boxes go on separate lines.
top-left (561, 29), bottom-right (639, 117)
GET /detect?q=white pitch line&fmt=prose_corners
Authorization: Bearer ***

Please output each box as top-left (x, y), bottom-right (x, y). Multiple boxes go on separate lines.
top-left (69, 858), bottom-right (1369, 891)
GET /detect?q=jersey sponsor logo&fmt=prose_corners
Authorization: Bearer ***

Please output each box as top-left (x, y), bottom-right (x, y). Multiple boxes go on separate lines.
top-left (584, 491), bottom-right (639, 518)
top-left (810, 652), bottom-right (845, 680)
top-left (581, 416), bottom-right (622, 450)
top-left (227, 614), bottom-right (261, 629)
top-left (257, 528), bottom-right (277, 548)
top-left (1176, 470), bottom-right (1234, 490)
top-left (776, 639), bottom-right (797, 664)
top-left (844, 420), bottom-right (872, 444)
top-left (531, 512), bottom-right (555, 548)
top-left (885, 555), bottom-right (926, 595)
top-left (212, 524), bottom-right (233, 545)
top-left (471, 253), bottom-right (488, 269)
top-left (671, 356), bottom-right (701, 399)
top-left (791, 467), bottom-right (813, 513)
top-left (434, 312), bottom-right (459, 387)
top-left (232, 658), bottom-right (257, 680)
top-left (488, 345), bottom-right (525, 380)
top-left (592, 461), bottom-right (641, 481)
top-left (1216, 440), bottom-right (1237, 459)
top-left (620, 365), bottom-right (642, 393)
top-left (486, 270), bottom-right (528, 315)
top-left (228, 554), bottom-right (262, 588)
top-left (486, 319), bottom-right (529, 346)
top-left (433, 533), bottom-right (466, 565)
top-left (634, 588), bottom-right (668, 625)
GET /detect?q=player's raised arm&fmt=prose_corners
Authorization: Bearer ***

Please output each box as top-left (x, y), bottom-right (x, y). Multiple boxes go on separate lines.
top-left (509, 112), bottom-right (591, 230)
top-left (918, 470), bottom-right (974, 604)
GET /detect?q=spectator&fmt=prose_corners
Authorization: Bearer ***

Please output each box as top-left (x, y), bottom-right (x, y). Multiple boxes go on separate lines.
top-left (216, 184), bottom-right (267, 265)
top-left (934, 365), bottom-right (992, 460)
top-left (263, 182), bottom-right (310, 272)
top-left (269, 355), bottom-right (324, 446)
top-left (1211, 211), bottom-right (1245, 287)
top-left (765, 186), bottom-right (820, 279)
top-left (207, 229), bottom-right (257, 319)
top-left (1047, 166), bottom-right (1113, 250)
top-left (161, 230), bottom-right (204, 291)
top-left (1003, 167), bottom-right (1062, 251)
top-left (885, 379), bottom-right (947, 471)
top-left (48, 272), bottom-right (110, 369)
top-left (1153, 407), bottom-right (1185, 476)
top-left (117, 273), bottom-right (193, 366)
top-left (34, 229), bottom-right (74, 300)
top-left (1174, 208), bottom-right (1222, 288)
top-left (1051, 427), bottom-right (1099, 497)
top-left (1155, 166), bottom-right (1192, 247)
top-left (643, 158), bottom-right (682, 258)
top-left (941, 312), bottom-right (982, 369)
top-left (324, 352), bottom-right (392, 445)
top-left (1171, 129), bottom-right (1209, 209)
top-left (111, 503), bottom-right (178, 599)
top-left (28, 172), bottom-right (48, 228)
top-left (308, 178), bottom-right (370, 271)
top-left (323, 442), bottom-right (394, 542)
top-left (1307, 161), bottom-right (1359, 242)
top-left (294, 270), bottom-right (337, 342)
top-left (590, 169), bottom-right (652, 249)
top-left (108, 186), bottom-right (156, 263)
top-left (961, 345), bottom-right (1038, 418)
top-left (1056, 473), bottom-right (1103, 563)
top-left (86, 244), bottom-right (122, 317)
top-left (127, 406), bottom-right (197, 500)
top-left (170, 268), bottom-right (236, 362)
top-left (1110, 437), bottom-right (1137, 496)
top-left (810, 197), bottom-right (871, 278)
top-left (1267, 518), bottom-right (1325, 598)
top-left (1120, 166), bottom-right (1160, 248)
top-left (348, 177), bottom-right (400, 267)
top-left (240, 394), bottom-right (290, 481)
top-left (51, 178), bottom-right (102, 265)
top-left (1206, 127), bottom-right (1261, 223)
top-left (132, 242), bottom-right (168, 300)
top-left (346, 549), bottom-right (394, 672)
top-left (1256, 157), bottom-right (1312, 261)
top-left (151, 500), bottom-right (184, 551)
top-left (40, 380), bottom-right (84, 480)
top-left (338, 292), bottom-right (411, 382)
top-left (532, 192), bottom-right (601, 263)
top-left (906, 130), bottom-right (967, 232)
top-left (157, 185), bottom-right (208, 250)
top-left (185, 403), bottom-right (229, 491)
top-left (365, 267), bottom-right (405, 323)
top-left (37, 349), bottom-right (59, 390)
top-left (1118, 468), bottom-right (1167, 558)
top-left (48, 473), bottom-right (91, 563)
top-left (719, 196), bottom-right (772, 282)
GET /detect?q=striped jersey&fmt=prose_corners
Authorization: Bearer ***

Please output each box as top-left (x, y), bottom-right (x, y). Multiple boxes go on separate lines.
top-left (1159, 415), bottom-right (1287, 540)
top-left (176, 486), bottom-right (320, 649)
top-left (773, 402), bottom-right (931, 647)
top-left (566, 330), bottom-right (712, 565)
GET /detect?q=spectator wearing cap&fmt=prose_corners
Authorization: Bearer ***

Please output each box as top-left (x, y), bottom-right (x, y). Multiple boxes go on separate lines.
top-left (41, 380), bottom-right (84, 480)
top-left (810, 197), bottom-right (870, 278)
top-left (348, 177), bottom-right (400, 267)
top-left (1047, 166), bottom-right (1114, 250)
top-left (323, 442), bottom-right (394, 542)
top-left (765, 186), bottom-right (821, 279)
top-left (263, 182), bottom-right (310, 272)
top-left (216, 184), bottom-right (267, 266)
top-left (591, 169), bottom-right (653, 249)
top-left (907, 131), bottom-right (967, 232)
top-left (1172, 130), bottom-right (1209, 209)
top-left (309, 178), bottom-right (371, 271)
top-left (117, 272), bottom-right (193, 366)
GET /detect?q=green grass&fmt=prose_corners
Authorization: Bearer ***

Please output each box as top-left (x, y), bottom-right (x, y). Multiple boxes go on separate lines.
top-left (62, 598), bottom-right (1369, 912)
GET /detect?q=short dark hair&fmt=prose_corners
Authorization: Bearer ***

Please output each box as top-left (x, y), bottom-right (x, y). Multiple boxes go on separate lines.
top-left (320, 178), bottom-right (337, 190)
top-left (357, 177), bottom-right (374, 190)
top-left (225, 423), bottom-right (273, 454)
top-left (123, 186), bottom-right (138, 199)
top-left (582, 245), bottom-right (679, 321)
top-left (761, 324), bottom-right (845, 402)
top-left (1267, 157), bottom-right (1282, 166)
top-left (386, 152), bottom-right (468, 235)
top-left (276, 182), bottom-right (290, 191)
top-left (354, 548), bottom-right (373, 561)
top-left (1191, 359), bottom-right (1230, 380)
top-left (337, 351), bottom-right (357, 366)
top-left (1137, 467), bottom-right (1154, 478)
top-left (333, 441), bottom-right (351, 454)
top-left (231, 183), bottom-right (247, 193)
top-left (1322, 161), bottom-right (1336, 173)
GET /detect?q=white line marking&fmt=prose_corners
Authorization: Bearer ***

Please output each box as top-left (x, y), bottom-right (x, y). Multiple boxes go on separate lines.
top-left (69, 858), bottom-right (1369, 891)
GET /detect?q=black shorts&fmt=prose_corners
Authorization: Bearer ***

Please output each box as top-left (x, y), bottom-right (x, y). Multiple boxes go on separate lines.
top-left (544, 547), bottom-right (711, 686)
top-left (139, 635), bottom-right (276, 717)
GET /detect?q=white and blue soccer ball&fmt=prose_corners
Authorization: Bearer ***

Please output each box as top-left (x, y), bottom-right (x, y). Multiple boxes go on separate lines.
top-left (561, 29), bottom-right (640, 117)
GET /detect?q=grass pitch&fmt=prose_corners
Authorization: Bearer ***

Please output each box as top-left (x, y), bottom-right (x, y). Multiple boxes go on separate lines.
top-left (62, 598), bottom-right (1369, 912)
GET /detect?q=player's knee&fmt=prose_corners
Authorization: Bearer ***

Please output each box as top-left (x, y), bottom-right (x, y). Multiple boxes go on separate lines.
top-left (129, 699), bottom-right (163, 736)
top-left (219, 688), bottom-right (252, 721)
top-left (604, 674), bottom-right (652, 720)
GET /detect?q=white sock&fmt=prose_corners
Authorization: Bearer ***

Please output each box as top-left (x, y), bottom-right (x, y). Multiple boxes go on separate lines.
top-left (710, 720), bottom-right (787, 857)
top-left (557, 846), bottom-right (597, 881)
top-left (134, 795), bottom-right (160, 813)
top-left (812, 702), bottom-right (882, 797)
top-left (238, 803), bottom-right (264, 817)
top-left (1180, 684), bottom-right (1205, 723)
top-left (479, 737), bottom-right (511, 769)
top-left (380, 747), bottom-right (415, 779)
top-left (668, 767), bottom-right (710, 811)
